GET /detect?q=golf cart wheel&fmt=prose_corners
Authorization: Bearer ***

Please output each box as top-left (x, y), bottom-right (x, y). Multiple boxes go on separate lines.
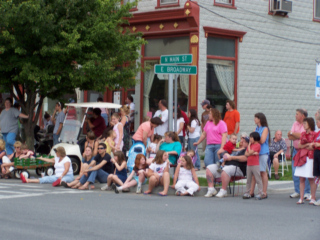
top-left (70, 157), bottom-right (80, 175)
top-left (35, 168), bottom-right (42, 176)
top-left (21, 170), bottom-right (30, 179)
top-left (46, 167), bottom-right (55, 176)
top-left (14, 170), bottom-right (22, 179)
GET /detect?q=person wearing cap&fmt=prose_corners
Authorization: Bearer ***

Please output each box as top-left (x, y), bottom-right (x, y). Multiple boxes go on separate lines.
top-left (288, 108), bottom-right (311, 199)
top-left (52, 102), bottom-right (65, 145)
top-left (204, 136), bottom-right (248, 198)
top-left (200, 100), bottom-right (211, 153)
top-left (223, 100), bottom-right (240, 136)
top-left (87, 108), bottom-right (106, 139)
top-left (20, 146), bottom-right (74, 185)
top-left (153, 99), bottom-right (169, 137)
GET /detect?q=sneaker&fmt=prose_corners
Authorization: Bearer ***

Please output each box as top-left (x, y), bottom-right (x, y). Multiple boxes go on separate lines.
top-left (255, 194), bottom-right (262, 200)
top-left (243, 193), bottom-right (251, 199)
top-left (313, 199), bottom-right (320, 206)
top-left (216, 189), bottom-right (227, 198)
top-left (204, 188), bottom-right (217, 197)
top-left (111, 183), bottom-right (119, 194)
top-left (304, 194), bottom-right (311, 201)
top-left (136, 185), bottom-right (142, 194)
top-left (101, 184), bottom-right (111, 191)
top-left (290, 192), bottom-right (300, 198)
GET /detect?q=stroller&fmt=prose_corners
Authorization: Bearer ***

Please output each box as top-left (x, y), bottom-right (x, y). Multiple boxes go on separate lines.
top-left (35, 125), bottom-right (54, 155)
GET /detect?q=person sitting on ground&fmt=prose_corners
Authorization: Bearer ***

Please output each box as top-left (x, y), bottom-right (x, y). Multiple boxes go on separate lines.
top-left (157, 131), bottom-right (182, 165)
top-left (269, 130), bottom-right (287, 180)
top-left (83, 131), bottom-right (98, 157)
top-left (172, 155), bottom-right (199, 196)
top-left (19, 143), bottom-right (35, 159)
top-left (101, 151), bottom-right (127, 193)
top-left (177, 149), bottom-right (195, 164)
top-left (1, 141), bottom-right (23, 177)
top-left (71, 143), bottom-right (114, 190)
top-left (146, 134), bottom-right (162, 158)
top-left (87, 108), bottom-right (106, 139)
top-left (144, 150), bottom-right (170, 196)
top-left (0, 139), bottom-right (6, 176)
top-left (63, 146), bottom-right (95, 188)
top-left (104, 130), bottom-right (117, 155)
top-left (216, 134), bottom-right (238, 172)
top-left (21, 146), bottom-right (74, 186)
top-left (243, 132), bottom-right (263, 200)
top-left (204, 136), bottom-right (248, 198)
top-left (118, 154), bottom-right (148, 194)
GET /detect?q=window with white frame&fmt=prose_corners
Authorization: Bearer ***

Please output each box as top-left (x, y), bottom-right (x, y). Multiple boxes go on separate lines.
top-left (215, 0), bottom-right (234, 6)
top-left (160, 0), bottom-right (178, 5)
top-left (315, 0), bottom-right (320, 19)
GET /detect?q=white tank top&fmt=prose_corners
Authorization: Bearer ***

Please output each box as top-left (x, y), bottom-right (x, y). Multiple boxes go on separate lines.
top-left (178, 167), bottom-right (193, 181)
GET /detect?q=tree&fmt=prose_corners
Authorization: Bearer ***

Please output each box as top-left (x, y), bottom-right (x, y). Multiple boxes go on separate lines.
top-left (0, 0), bottom-right (144, 149)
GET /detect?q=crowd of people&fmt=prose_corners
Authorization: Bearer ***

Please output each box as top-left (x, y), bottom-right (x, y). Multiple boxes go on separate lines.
top-left (1, 96), bottom-right (320, 205)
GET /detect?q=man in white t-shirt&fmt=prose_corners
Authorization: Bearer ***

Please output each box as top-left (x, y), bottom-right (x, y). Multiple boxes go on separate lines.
top-left (125, 96), bottom-right (135, 122)
top-left (153, 99), bottom-right (168, 136)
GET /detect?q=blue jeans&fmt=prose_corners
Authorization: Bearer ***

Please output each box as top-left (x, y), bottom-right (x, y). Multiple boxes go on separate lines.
top-left (101, 113), bottom-right (108, 126)
top-left (53, 133), bottom-right (60, 146)
top-left (39, 174), bottom-right (74, 184)
top-left (204, 144), bottom-right (221, 167)
top-left (80, 169), bottom-right (109, 184)
top-left (292, 148), bottom-right (310, 194)
top-left (2, 132), bottom-right (16, 155)
top-left (188, 137), bottom-right (200, 169)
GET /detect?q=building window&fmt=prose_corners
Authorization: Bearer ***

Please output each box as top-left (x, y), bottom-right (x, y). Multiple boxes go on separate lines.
top-left (142, 36), bottom-right (190, 118)
top-left (206, 36), bottom-right (236, 115)
top-left (160, 0), bottom-right (178, 5)
top-left (315, 0), bottom-right (320, 21)
top-left (214, 0), bottom-right (236, 9)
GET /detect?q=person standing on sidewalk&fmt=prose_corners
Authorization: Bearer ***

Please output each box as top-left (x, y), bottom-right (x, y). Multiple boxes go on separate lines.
top-left (52, 102), bottom-right (65, 146)
top-left (223, 100), bottom-right (240, 137)
top-left (200, 100), bottom-right (211, 154)
top-left (288, 109), bottom-right (311, 199)
top-left (153, 99), bottom-right (168, 137)
top-left (0, 98), bottom-right (29, 155)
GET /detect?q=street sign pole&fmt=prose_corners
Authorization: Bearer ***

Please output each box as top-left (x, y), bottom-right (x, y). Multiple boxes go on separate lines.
top-left (168, 74), bottom-right (173, 131)
top-left (174, 74), bottom-right (178, 132)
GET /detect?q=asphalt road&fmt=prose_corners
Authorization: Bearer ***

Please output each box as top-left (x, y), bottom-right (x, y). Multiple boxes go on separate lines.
top-left (0, 180), bottom-right (319, 240)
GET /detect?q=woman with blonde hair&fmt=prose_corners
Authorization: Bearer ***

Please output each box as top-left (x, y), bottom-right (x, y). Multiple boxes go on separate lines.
top-left (193, 108), bottom-right (227, 167)
top-left (1, 141), bottom-right (23, 177)
top-left (120, 105), bottom-right (131, 156)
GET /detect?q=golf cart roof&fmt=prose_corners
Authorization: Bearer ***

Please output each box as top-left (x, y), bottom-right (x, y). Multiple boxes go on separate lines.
top-left (66, 102), bottom-right (122, 109)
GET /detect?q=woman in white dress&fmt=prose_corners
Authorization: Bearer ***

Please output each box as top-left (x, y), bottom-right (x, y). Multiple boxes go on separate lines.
top-left (294, 117), bottom-right (317, 204)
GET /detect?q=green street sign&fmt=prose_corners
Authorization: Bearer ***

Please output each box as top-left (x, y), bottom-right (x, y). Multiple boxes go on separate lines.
top-left (154, 64), bottom-right (197, 75)
top-left (160, 54), bottom-right (193, 64)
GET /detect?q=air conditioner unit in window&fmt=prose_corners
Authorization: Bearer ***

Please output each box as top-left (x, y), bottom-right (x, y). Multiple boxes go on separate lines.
top-left (272, 0), bottom-right (292, 14)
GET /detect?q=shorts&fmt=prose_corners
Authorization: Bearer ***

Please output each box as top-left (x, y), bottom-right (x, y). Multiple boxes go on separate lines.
top-left (134, 176), bottom-right (147, 184)
top-left (207, 164), bottom-right (244, 178)
top-left (259, 154), bottom-right (268, 172)
top-left (269, 151), bottom-right (283, 164)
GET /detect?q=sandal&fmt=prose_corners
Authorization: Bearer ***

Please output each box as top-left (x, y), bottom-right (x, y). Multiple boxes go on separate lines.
top-left (296, 199), bottom-right (304, 204)
top-left (261, 193), bottom-right (268, 199)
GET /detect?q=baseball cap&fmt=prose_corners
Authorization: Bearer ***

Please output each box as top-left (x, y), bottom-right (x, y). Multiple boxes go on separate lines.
top-left (244, 136), bottom-right (250, 143)
top-left (201, 100), bottom-right (210, 106)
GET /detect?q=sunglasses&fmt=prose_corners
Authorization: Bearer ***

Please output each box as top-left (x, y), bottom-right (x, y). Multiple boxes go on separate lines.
top-left (98, 148), bottom-right (105, 150)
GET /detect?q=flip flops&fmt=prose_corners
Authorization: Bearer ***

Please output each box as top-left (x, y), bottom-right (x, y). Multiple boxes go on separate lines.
top-left (20, 173), bottom-right (27, 183)
top-left (52, 178), bottom-right (61, 187)
top-left (61, 182), bottom-right (70, 188)
top-left (158, 192), bottom-right (167, 197)
top-left (296, 199), bottom-right (304, 204)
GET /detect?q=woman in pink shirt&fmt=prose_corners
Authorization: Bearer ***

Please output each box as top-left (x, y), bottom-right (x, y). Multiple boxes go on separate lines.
top-left (132, 117), bottom-right (163, 147)
top-left (194, 108), bottom-right (227, 167)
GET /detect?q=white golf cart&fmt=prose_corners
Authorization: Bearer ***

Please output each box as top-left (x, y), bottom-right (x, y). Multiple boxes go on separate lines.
top-left (49, 102), bottom-right (122, 175)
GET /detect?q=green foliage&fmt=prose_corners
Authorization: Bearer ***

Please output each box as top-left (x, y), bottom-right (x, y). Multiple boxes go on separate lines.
top-left (0, 0), bottom-right (144, 147)
top-left (0, 0), bottom-right (144, 99)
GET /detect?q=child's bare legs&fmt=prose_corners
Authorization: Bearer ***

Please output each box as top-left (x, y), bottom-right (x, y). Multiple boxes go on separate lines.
top-left (72, 182), bottom-right (82, 189)
top-left (299, 177), bottom-right (306, 202)
top-left (67, 179), bottom-right (80, 187)
top-left (144, 174), bottom-right (159, 194)
top-left (122, 180), bottom-right (137, 189)
top-left (158, 172), bottom-right (170, 195)
top-left (110, 175), bottom-right (124, 186)
top-left (78, 182), bottom-right (89, 190)
top-left (106, 174), bottom-right (114, 187)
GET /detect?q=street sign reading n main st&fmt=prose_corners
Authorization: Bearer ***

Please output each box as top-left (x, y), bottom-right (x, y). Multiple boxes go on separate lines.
top-left (160, 54), bottom-right (193, 64)
top-left (154, 64), bottom-right (197, 75)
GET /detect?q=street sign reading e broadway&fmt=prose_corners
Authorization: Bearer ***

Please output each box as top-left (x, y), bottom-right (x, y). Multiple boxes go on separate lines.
top-left (160, 54), bottom-right (193, 64)
top-left (154, 64), bottom-right (197, 75)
